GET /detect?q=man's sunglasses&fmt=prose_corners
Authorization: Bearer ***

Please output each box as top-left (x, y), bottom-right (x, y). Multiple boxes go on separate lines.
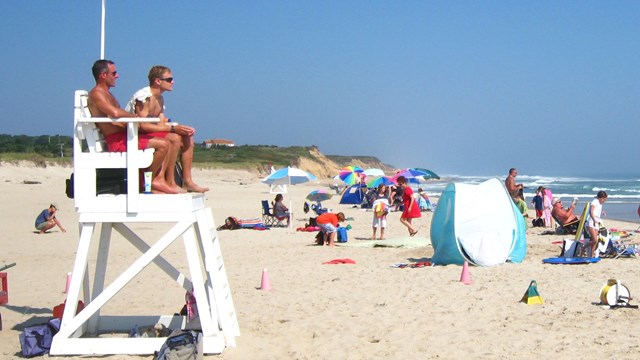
top-left (159, 77), bottom-right (174, 82)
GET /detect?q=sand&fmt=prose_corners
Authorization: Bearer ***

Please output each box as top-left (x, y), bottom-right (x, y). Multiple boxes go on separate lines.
top-left (2, 163), bottom-right (640, 359)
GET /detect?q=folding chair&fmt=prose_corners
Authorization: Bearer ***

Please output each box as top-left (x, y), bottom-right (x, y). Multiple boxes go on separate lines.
top-left (552, 213), bottom-right (580, 235)
top-left (261, 200), bottom-right (285, 227)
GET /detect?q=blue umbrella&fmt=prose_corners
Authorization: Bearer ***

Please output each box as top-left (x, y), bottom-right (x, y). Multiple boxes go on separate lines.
top-left (262, 167), bottom-right (317, 185)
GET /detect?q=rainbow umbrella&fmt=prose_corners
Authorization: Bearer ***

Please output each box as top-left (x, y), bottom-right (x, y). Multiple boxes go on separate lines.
top-left (367, 176), bottom-right (395, 188)
top-left (338, 166), bottom-right (364, 185)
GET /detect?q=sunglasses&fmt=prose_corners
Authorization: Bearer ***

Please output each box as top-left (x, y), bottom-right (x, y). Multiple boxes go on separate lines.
top-left (159, 77), bottom-right (174, 82)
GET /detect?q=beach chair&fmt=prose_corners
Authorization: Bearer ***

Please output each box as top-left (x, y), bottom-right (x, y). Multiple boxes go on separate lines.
top-left (597, 231), bottom-right (638, 259)
top-left (552, 213), bottom-right (580, 234)
top-left (261, 200), bottom-right (285, 227)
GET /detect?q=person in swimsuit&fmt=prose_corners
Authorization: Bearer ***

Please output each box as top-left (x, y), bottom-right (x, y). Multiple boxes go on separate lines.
top-left (87, 59), bottom-right (180, 194)
top-left (127, 65), bottom-right (208, 192)
top-left (505, 168), bottom-right (524, 202)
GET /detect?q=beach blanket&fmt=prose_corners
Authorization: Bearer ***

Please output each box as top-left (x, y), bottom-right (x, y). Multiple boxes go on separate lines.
top-left (323, 258), bottom-right (356, 265)
top-left (238, 218), bottom-right (263, 228)
top-left (340, 237), bottom-right (429, 249)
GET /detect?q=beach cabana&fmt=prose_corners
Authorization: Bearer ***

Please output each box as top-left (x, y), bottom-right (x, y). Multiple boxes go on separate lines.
top-left (430, 178), bottom-right (526, 266)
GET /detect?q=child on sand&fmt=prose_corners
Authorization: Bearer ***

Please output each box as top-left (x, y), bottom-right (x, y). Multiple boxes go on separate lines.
top-left (316, 212), bottom-right (346, 246)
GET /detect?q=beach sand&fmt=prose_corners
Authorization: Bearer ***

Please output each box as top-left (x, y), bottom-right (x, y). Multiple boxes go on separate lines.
top-left (2, 164), bottom-right (640, 359)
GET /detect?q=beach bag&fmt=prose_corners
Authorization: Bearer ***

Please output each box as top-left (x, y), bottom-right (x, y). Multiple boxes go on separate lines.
top-left (19, 318), bottom-right (61, 358)
top-left (532, 218), bottom-right (544, 227)
top-left (155, 330), bottom-right (202, 360)
top-left (337, 227), bottom-right (348, 243)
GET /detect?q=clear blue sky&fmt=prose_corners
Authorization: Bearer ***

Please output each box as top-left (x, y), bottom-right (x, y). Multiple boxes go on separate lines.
top-left (1, 1), bottom-right (638, 176)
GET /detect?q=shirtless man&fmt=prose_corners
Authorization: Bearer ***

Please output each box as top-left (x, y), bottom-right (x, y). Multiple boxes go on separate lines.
top-left (126, 65), bottom-right (208, 193)
top-left (505, 168), bottom-right (524, 201)
top-left (87, 59), bottom-right (179, 194)
top-left (551, 198), bottom-right (580, 224)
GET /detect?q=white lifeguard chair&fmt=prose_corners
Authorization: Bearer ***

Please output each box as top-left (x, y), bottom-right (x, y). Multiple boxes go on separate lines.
top-left (50, 90), bottom-right (239, 356)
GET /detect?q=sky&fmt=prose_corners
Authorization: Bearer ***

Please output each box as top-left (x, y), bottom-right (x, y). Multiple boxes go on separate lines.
top-left (1, 1), bottom-right (638, 177)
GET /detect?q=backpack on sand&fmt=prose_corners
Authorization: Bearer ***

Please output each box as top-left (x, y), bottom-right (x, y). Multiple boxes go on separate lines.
top-left (19, 318), bottom-right (61, 358)
top-left (155, 330), bottom-right (203, 360)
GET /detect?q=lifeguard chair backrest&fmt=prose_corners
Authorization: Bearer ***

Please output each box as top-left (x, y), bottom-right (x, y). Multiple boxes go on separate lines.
top-left (74, 90), bottom-right (108, 153)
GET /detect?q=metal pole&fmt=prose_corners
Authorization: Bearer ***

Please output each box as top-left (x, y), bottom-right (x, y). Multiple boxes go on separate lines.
top-left (100, 0), bottom-right (106, 59)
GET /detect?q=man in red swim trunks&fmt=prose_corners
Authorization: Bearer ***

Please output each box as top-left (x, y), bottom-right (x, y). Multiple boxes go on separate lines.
top-left (87, 59), bottom-right (180, 194)
top-left (126, 65), bottom-right (208, 193)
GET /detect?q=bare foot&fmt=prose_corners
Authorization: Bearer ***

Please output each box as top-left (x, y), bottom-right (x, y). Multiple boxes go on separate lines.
top-left (378, 237), bottom-right (384, 240)
top-left (61, 229), bottom-right (67, 233)
top-left (370, 236), bottom-right (376, 240)
top-left (152, 180), bottom-right (178, 194)
top-left (184, 181), bottom-right (209, 193)
top-left (171, 184), bottom-right (187, 194)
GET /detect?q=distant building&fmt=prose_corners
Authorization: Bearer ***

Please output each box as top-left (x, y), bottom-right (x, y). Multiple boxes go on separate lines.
top-left (203, 138), bottom-right (235, 148)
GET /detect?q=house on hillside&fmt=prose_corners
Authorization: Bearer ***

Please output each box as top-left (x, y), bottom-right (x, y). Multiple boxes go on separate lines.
top-left (203, 138), bottom-right (235, 148)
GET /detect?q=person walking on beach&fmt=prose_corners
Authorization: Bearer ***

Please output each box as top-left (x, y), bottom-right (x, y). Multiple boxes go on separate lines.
top-left (35, 204), bottom-right (66, 234)
top-left (87, 59), bottom-right (179, 194)
top-left (505, 168), bottom-right (524, 202)
top-left (126, 65), bottom-right (208, 193)
top-left (316, 212), bottom-right (346, 246)
top-left (397, 176), bottom-right (420, 236)
top-left (584, 191), bottom-right (607, 257)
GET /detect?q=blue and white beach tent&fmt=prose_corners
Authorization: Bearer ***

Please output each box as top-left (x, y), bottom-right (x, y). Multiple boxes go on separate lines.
top-left (430, 178), bottom-right (526, 266)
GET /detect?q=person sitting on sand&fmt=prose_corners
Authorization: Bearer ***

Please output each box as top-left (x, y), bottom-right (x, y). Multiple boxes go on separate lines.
top-left (35, 204), bottom-right (66, 234)
top-left (126, 65), bottom-right (208, 193)
top-left (551, 197), bottom-right (580, 225)
top-left (88, 59), bottom-right (180, 194)
top-left (316, 212), bottom-right (345, 246)
top-left (272, 194), bottom-right (290, 226)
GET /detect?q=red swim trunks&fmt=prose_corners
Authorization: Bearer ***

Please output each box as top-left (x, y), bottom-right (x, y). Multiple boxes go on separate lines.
top-left (104, 131), bottom-right (168, 152)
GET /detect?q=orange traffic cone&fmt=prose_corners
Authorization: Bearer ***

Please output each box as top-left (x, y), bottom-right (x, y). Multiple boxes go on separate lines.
top-left (260, 268), bottom-right (272, 291)
top-left (459, 261), bottom-right (472, 285)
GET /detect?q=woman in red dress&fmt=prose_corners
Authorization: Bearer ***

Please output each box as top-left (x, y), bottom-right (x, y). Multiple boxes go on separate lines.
top-left (397, 176), bottom-right (420, 236)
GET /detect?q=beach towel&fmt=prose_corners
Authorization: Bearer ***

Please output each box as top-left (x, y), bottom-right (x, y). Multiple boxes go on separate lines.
top-left (124, 86), bottom-right (159, 113)
top-left (322, 258), bottom-right (356, 265)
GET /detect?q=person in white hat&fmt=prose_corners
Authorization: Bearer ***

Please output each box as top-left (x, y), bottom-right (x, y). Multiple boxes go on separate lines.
top-left (551, 197), bottom-right (579, 225)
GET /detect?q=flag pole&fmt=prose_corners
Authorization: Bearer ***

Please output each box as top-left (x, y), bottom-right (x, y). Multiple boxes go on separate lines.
top-left (100, 0), bottom-right (106, 59)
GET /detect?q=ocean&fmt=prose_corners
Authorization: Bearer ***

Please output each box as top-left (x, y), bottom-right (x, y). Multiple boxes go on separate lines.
top-left (417, 174), bottom-right (640, 225)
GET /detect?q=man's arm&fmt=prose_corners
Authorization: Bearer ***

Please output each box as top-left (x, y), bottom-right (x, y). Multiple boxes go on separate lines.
top-left (88, 90), bottom-right (135, 122)
top-left (135, 99), bottom-right (172, 133)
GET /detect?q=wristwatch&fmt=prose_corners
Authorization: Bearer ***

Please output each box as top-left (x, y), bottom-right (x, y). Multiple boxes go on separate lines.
top-left (170, 125), bottom-right (176, 133)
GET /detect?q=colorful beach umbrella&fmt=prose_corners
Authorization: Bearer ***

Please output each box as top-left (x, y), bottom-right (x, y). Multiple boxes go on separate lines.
top-left (391, 168), bottom-right (434, 181)
top-left (262, 167), bottom-right (317, 185)
top-left (367, 176), bottom-right (395, 188)
top-left (306, 189), bottom-right (333, 202)
top-left (338, 166), bottom-right (364, 185)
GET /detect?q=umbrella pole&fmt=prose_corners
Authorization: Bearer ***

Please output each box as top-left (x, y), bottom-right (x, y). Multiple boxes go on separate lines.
top-left (289, 199), bottom-right (293, 229)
